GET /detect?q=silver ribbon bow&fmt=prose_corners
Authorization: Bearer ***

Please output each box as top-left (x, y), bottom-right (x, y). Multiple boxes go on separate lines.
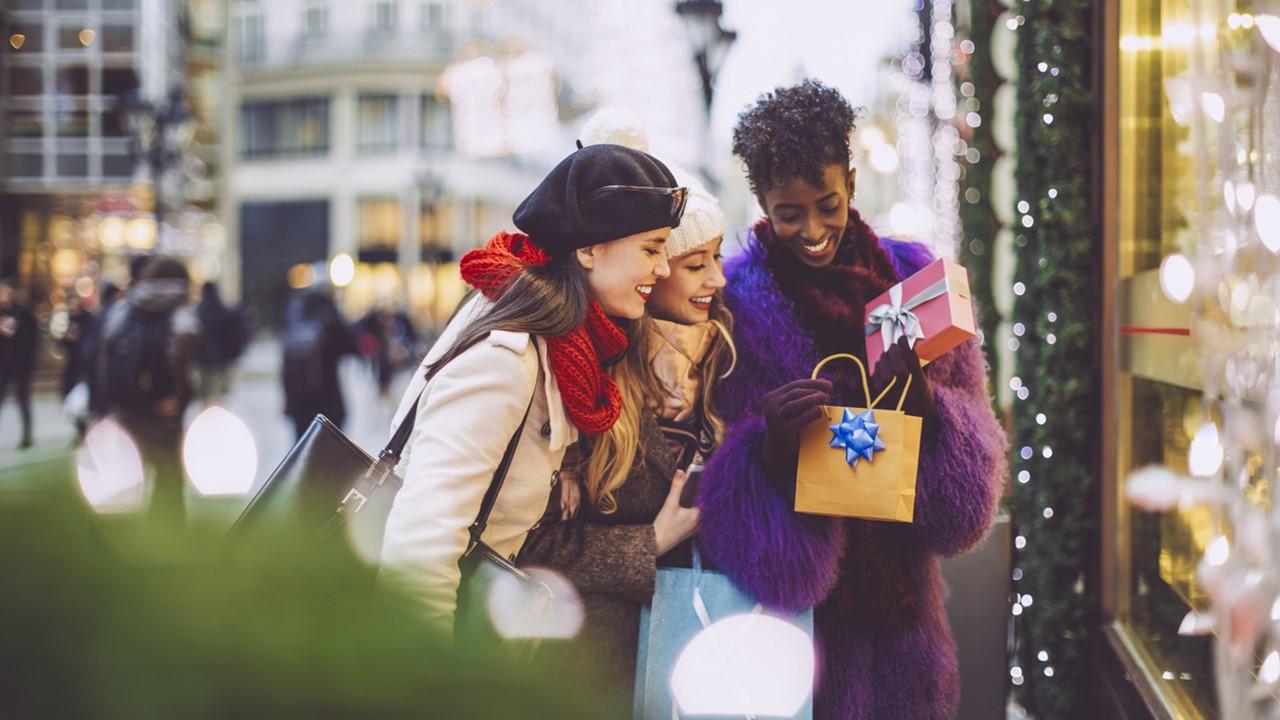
top-left (865, 276), bottom-right (950, 350)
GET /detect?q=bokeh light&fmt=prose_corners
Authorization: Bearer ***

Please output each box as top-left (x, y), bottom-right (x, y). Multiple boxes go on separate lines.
top-left (329, 253), bottom-right (356, 288)
top-left (486, 566), bottom-right (583, 640)
top-left (182, 405), bottom-right (258, 496)
top-left (76, 419), bottom-right (146, 514)
top-left (1188, 422), bottom-right (1224, 477)
top-left (670, 613), bottom-right (814, 717)
top-left (1158, 253), bottom-right (1195, 303)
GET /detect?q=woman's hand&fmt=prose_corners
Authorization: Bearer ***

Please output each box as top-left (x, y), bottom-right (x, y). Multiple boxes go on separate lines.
top-left (559, 473), bottom-right (582, 521)
top-left (760, 378), bottom-right (832, 474)
top-left (653, 470), bottom-right (700, 556)
top-left (870, 336), bottom-right (938, 439)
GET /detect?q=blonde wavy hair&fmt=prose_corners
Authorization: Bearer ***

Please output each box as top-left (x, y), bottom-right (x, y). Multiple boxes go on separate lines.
top-left (577, 299), bottom-right (736, 514)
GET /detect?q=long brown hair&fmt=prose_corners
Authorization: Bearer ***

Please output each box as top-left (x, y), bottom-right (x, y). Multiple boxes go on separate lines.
top-left (577, 317), bottom-right (663, 514)
top-left (698, 295), bottom-right (737, 444)
top-left (578, 296), bottom-right (737, 514)
top-left (427, 251), bottom-right (589, 377)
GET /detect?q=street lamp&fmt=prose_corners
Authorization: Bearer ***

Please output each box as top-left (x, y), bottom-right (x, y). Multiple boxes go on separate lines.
top-left (118, 87), bottom-right (194, 232)
top-left (674, 0), bottom-right (736, 114)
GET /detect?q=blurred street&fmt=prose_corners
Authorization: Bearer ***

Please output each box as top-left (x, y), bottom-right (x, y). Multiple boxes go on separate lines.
top-left (0, 339), bottom-right (412, 518)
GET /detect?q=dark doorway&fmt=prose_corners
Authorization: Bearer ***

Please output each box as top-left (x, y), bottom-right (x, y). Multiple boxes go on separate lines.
top-left (239, 199), bottom-right (328, 329)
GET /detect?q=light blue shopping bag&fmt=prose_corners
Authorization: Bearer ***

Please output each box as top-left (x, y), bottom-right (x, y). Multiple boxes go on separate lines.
top-left (633, 546), bottom-right (815, 719)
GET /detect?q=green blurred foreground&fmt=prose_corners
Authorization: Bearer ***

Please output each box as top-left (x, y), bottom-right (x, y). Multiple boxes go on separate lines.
top-left (0, 467), bottom-right (621, 720)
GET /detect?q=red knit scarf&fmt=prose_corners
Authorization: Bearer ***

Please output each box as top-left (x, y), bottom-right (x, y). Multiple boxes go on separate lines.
top-left (460, 231), bottom-right (627, 435)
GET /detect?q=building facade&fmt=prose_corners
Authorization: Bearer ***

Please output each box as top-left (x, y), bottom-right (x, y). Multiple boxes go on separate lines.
top-left (227, 0), bottom-right (605, 330)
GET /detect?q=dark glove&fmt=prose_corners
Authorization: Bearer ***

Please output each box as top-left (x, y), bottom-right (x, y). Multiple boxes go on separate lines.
top-left (870, 336), bottom-right (939, 441)
top-left (760, 378), bottom-right (832, 477)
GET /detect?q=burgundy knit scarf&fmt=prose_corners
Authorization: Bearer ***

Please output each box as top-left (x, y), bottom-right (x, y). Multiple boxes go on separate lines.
top-left (459, 231), bottom-right (627, 435)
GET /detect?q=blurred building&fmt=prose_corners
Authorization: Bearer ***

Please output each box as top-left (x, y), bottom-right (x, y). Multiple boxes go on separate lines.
top-left (0, 0), bottom-right (227, 380)
top-left (227, 0), bottom-right (599, 331)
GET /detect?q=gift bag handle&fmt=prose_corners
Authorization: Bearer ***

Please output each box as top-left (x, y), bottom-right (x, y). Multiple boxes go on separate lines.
top-left (810, 353), bottom-right (913, 413)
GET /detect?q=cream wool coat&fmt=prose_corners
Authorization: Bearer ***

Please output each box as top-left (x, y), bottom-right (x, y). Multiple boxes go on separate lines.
top-left (379, 295), bottom-right (578, 623)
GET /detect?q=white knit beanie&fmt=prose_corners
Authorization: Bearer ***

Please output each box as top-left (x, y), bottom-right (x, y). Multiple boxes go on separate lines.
top-left (665, 174), bottom-right (725, 259)
top-left (578, 107), bottom-right (726, 259)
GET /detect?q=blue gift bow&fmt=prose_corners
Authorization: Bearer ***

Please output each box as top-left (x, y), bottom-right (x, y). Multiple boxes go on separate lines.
top-left (828, 408), bottom-right (887, 468)
top-left (864, 276), bottom-right (951, 350)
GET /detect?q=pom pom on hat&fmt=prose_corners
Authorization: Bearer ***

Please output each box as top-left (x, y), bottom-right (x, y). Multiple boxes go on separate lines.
top-left (579, 106), bottom-right (651, 153)
top-left (579, 107), bottom-right (726, 259)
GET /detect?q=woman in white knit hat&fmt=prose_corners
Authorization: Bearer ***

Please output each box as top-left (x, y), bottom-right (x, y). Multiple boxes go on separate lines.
top-left (516, 107), bottom-right (736, 704)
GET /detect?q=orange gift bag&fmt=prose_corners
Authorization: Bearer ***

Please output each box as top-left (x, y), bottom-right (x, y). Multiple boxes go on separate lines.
top-left (794, 354), bottom-right (923, 523)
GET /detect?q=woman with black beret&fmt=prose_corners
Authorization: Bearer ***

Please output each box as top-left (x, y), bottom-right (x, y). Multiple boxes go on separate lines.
top-left (379, 144), bottom-right (688, 630)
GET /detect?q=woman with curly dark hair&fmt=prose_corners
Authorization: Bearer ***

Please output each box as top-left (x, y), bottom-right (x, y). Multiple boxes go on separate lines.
top-left (694, 79), bottom-right (1008, 718)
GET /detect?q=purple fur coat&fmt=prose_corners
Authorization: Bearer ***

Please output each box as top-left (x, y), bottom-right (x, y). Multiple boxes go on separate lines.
top-left (697, 230), bottom-right (1007, 719)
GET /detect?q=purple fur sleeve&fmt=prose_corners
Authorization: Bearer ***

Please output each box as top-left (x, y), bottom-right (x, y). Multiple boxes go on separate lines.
top-left (697, 412), bottom-right (844, 613)
top-left (912, 339), bottom-right (1008, 557)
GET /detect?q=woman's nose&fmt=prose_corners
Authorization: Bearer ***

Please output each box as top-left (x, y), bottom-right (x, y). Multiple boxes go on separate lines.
top-left (707, 263), bottom-right (727, 289)
top-left (654, 254), bottom-right (671, 280)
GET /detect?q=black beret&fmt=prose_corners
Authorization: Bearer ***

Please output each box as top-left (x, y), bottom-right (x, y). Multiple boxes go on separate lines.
top-left (513, 144), bottom-right (687, 256)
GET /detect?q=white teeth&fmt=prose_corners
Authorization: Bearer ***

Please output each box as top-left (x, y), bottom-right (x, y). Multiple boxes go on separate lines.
top-left (691, 296), bottom-right (712, 306)
top-left (801, 237), bottom-right (831, 255)
top-left (636, 286), bottom-right (652, 296)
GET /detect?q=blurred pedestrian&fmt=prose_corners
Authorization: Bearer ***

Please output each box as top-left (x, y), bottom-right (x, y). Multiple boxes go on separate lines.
top-left (98, 257), bottom-right (200, 527)
top-left (0, 281), bottom-right (39, 449)
top-left (282, 287), bottom-right (356, 438)
top-left (57, 294), bottom-right (94, 437)
top-left (356, 300), bottom-right (418, 398)
top-left (196, 281), bottom-right (248, 404)
top-left (82, 281), bottom-right (122, 422)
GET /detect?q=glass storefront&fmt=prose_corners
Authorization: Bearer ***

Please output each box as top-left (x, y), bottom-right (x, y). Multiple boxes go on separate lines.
top-left (1110, 1), bottom-right (1280, 717)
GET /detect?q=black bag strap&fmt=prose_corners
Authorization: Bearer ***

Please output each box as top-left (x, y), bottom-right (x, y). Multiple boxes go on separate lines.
top-left (377, 335), bottom-right (542, 550)
top-left (467, 368), bottom-right (539, 549)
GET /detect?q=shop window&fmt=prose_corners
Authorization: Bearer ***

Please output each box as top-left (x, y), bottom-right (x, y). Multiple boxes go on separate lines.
top-left (1109, 1), bottom-right (1267, 717)
top-left (419, 198), bottom-right (454, 262)
top-left (102, 25), bottom-right (134, 52)
top-left (56, 65), bottom-right (91, 96)
top-left (236, 9), bottom-right (264, 64)
top-left (56, 153), bottom-right (89, 177)
top-left (9, 66), bottom-right (43, 96)
top-left (371, 1), bottom-right (398, 32)
top-left (10, 0), bottom-right (44, 9)
top-left (102, 153), bottom-right (135, 179)
top-left (358, 197), bottom-right (401, 263)
top-left (357, 93), bottom-right (399, 153)
top-left (421, 1), bottom-right (448, 31)
top-left (101, 110), bottom-right (128, 137)
top-left (56, 0), bottom-right (90, 9)
top-left (102, 66), bottom-right (139, 98)
top-left (6, 110), bottom-right (44, 138)
top-left (239, 97), bottom-right (330, 158)
top-left (419, 94), bottom-right (452, 150)
top-left (102, 0), bottom-right (136, 9)
top-left (303, 2), bottom-right (328, 38)
top-left (56, 108), bottom-right (91, 137)
top-left (7, 153), bottom-right (43, 178)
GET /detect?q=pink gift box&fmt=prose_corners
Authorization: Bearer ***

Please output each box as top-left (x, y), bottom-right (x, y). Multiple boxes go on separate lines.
top-left (864, 257), bottom-right (975, 374)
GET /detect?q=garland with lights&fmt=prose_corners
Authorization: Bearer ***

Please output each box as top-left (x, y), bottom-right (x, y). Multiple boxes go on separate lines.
top-left (1004, 0), bottom-right (1100, 716)
top-left (956, 0), bottom-right (1003, 372)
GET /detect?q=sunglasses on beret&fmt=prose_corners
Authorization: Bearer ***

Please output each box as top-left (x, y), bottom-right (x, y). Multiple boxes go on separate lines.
top-left (583, 185), bottom-right (689, 228)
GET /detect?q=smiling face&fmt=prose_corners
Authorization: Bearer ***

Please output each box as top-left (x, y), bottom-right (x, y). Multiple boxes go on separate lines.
top-left (647, 237), bottom-right (726, 325)
top-left (576, 227), bottom-right (672, 319)
top-left (759, 164), bottom-right (855, 268)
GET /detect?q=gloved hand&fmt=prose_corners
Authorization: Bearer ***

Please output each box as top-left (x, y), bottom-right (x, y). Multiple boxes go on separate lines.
top-left (870, 336), bottom-right (939, 440)
top-left (760, 378), bottom-right (832, 476)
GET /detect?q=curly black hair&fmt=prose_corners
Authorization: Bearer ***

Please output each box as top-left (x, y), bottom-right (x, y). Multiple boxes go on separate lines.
top-left (731, 79), bottom-right (858, 195)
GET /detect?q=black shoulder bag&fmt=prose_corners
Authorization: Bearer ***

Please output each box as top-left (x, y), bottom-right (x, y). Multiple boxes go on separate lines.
top-left (233, 345), bottom-right (551, 640)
